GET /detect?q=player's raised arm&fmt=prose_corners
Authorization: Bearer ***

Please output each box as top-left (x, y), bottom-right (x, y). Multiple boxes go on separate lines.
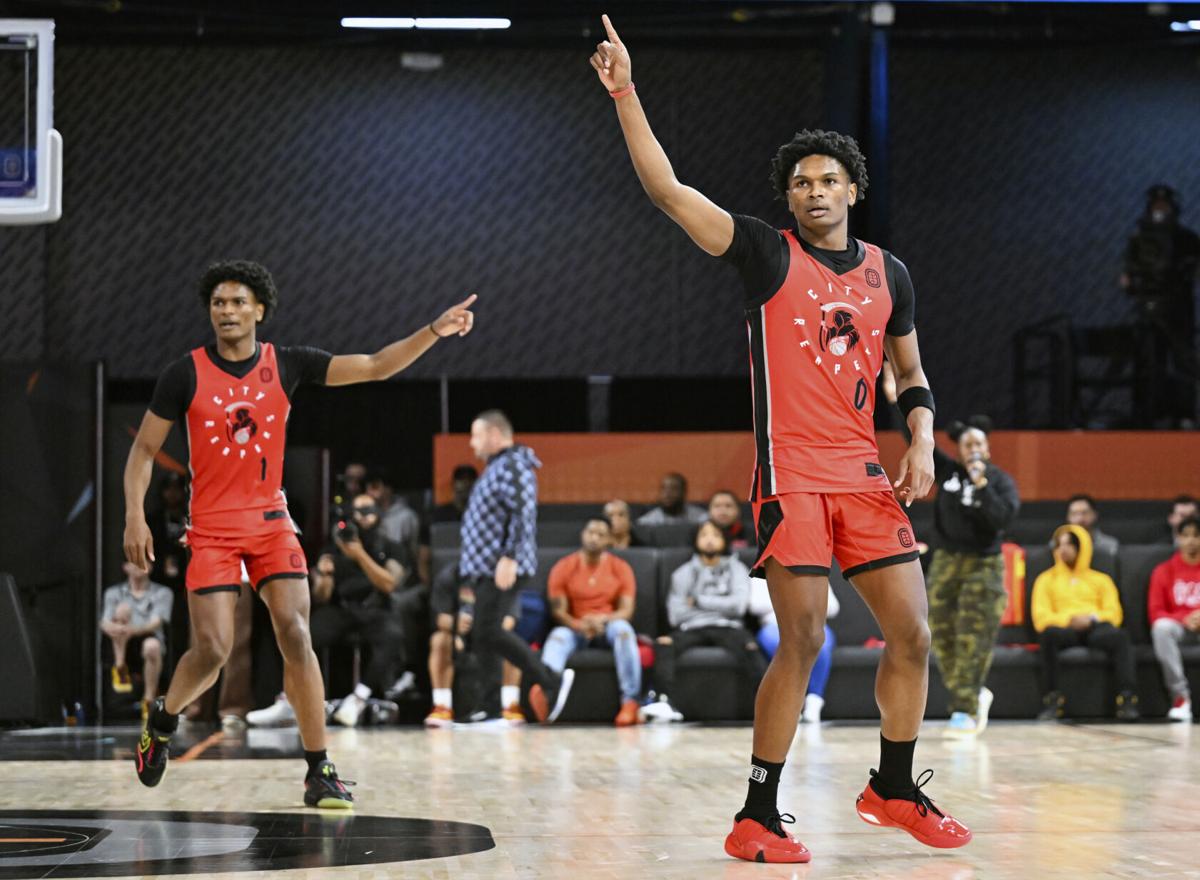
top-left (123, 411), bottom-right (175, 570)
top-left (591, 14), bottom-right (734, 256)
top-left (325, 294), bottom-right (477, 386)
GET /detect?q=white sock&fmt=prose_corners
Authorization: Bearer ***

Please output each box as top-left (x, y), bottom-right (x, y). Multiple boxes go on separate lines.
top-left (502, 685), bottom-right (520, 708)
top-left (353, 683), bottom-right (372, 701)
top-left (433, 688), bottom-right (452, 708)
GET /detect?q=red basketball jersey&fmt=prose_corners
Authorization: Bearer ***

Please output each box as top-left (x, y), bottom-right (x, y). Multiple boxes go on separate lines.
top-left (184, 343), bottom-right (293, 538)
top-left (747, 231), bottom-right (893, 497)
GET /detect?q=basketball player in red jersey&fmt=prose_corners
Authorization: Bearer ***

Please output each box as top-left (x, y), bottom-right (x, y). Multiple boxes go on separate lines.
top-left (124, 260), bottom-right (476, 809)
top-left (591, 16), bottom-right (970, 863)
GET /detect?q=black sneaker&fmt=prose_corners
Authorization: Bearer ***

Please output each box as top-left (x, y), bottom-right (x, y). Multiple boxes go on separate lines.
top-left (304, 760), bottom-right (355, 810)
top-left (1115, 690), bottom-right (1140, 722)
top-left (134, 697), bottom-right (172, 787)
top-left (1037, 691), bottom-right (1065, 722)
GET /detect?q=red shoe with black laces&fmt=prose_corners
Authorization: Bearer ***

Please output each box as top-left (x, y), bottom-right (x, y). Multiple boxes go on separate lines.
top-left (856, 769), bottom-right (972, 849)
top-left (724, 812), bottom-right (812, 863)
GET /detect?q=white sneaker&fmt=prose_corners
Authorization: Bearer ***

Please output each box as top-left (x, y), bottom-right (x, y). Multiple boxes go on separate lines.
top-left (221, 714), bottom-right (247, 731)
top-left (333, 693), bottom-right (367, 728)
top-left (638, 695), bottom-right (683, 724)
top-left (975, 687), bottom-right (994, 735)
top-left (384, 671), bottom-right (416, 701)
top-left (1167, 696), bottom-right (1193, 722)
top-left (942, 711), bottom-right (977, 738)
top-left (800, 693), bottom-right (824, 724)
top-left (246, 695), bottom-right (296, 727)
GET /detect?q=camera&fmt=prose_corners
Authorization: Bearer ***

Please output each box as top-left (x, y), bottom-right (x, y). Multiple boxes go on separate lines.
top-left (330, 476), bottom-right (359, 542)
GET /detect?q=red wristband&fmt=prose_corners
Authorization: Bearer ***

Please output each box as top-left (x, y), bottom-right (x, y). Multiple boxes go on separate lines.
top-left (609, 81), bottom-right (635, 100)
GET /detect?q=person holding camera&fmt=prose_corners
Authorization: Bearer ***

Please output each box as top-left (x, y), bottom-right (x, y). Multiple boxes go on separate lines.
top-left (1121, 184), bottom-right (1200, 426)
top-left (310, 493), bottom-right (408, 727)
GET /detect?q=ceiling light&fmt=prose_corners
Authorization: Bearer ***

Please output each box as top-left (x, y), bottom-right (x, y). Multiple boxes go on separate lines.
top-left (341, 17), bottom-right (511, 30)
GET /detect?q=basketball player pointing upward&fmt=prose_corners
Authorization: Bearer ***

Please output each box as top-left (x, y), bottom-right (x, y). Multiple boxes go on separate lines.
top-left (591, 15), bottom-right (970, 863)
top-left (124, 259), bottom-right (477, 809)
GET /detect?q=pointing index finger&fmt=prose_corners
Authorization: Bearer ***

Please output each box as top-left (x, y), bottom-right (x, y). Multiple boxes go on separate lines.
top-left (601, 13), bottom-right (620, 45)
top-left (458, 293), bottom-right (478, 308)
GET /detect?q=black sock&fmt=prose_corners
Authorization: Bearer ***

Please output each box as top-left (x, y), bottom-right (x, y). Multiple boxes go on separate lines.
top-left (305, 750), bottom-right (328, 776)
top-left (150, 702), bottom-right (178, 735)
top-left (870, 734), bottom-right (916, 799)
top-left (737, 755), bottom-right (784, 826)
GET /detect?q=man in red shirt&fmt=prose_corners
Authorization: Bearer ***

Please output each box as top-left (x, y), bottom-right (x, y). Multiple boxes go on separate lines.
top-left (123, 259), bottom-right (476, 808)
top-left (541, 518), bottom-right (641, 726)
top-left (591, 15), bottom-right (969, 863)
top-left (1149, 515), bottom-right (1200, 721)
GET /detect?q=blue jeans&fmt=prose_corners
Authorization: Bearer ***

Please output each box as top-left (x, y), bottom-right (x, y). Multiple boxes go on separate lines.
top-left (757, 623), bottom-right (835, 699)
top-left (541, 619), bottom-right (642, 702)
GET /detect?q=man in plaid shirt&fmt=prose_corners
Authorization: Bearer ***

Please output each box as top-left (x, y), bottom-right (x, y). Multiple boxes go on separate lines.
top-left (460, 409), bottom-right (574, 722)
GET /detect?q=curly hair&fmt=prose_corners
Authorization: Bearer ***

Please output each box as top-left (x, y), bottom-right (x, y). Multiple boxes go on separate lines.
top-left (197, 260), bottom-right (279, 323)
top-left (947, 415), bottom-right (994, 443)
top-left (770, 129), bottom-right (869, 202)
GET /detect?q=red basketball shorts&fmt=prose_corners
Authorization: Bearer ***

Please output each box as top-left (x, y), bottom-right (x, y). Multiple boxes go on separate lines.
top-left (185, 529), bottom-right (309, 594)
top-left (751, 490), bottom-right (919, 579)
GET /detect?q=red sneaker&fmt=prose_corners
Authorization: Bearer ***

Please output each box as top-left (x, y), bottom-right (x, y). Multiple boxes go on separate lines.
top-left (855, 770), bottom-right (971, 849)
top-left (724, 813), bottom-right (811, 863)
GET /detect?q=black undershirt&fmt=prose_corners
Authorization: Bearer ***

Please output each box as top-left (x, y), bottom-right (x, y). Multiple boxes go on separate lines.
top-left (149, 342), bottom-right (333, 423)
top-left (718, 213), bottom-right (916, 336)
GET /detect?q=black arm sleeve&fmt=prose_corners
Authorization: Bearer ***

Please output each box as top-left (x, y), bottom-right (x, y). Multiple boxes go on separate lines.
top-left (278, 346), bottom-right (333, 398)
top-left (885, 253), bottom-right (916, 337)
top-left (717, 213), bottom-right (787, 306)
top-left (147, 356), bottom-right (195, 423)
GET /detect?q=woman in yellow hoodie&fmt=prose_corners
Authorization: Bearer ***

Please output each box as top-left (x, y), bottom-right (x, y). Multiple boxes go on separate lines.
top-left (1031, 524), bottom-right (1139, 722)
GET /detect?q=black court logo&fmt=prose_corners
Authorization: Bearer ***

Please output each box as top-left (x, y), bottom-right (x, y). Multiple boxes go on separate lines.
top-left (0, 810), bottom-right (494, 877)
top-left (289, 553), bottom-right (303, 569)
top-left (865, 267), bottom-right (881, 288)
top-left (898, 527), bottom-right (914, 548)
top-left (258, 367), bottom-right (273, 384)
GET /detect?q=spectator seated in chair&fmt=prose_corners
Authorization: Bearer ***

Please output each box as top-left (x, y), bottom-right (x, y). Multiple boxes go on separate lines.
top-left (708, 489), bottom-right (752, 550)
top-left (1031, 525), bottom-right (1139, 723)
top-left (1065, 493), bottom-right (1120, 558)
top-left (1148, 515), bottom-right (1200, 722)
top-left (1165, 495), bottom-right (1198, 547)
top-left (100, 562), bottom-right (173, 716)
top-left (540, 517), bottom-right (642, 726)
top-left (311, 493), bottom-right (408, 728)
top-left (603, 499), bottom-right (642, 549)
top-left (424, 565), bottom-right (533, 728)
top-left (644, 520), bottom-right (764, 722)
top-left (636, 472), bottom-right (708, 526)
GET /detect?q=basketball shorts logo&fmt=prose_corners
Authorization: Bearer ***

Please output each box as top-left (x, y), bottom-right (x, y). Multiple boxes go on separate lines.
top-left (898, 527), bottom-right (914, 548)
top-left (749, 765), bottom-right (768, 784)
top-left (289, 553), bottom-right (303, 569)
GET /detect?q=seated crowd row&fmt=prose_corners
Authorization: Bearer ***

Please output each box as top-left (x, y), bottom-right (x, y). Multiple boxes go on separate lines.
top-left (99, 447), bottom-right (1200, 730)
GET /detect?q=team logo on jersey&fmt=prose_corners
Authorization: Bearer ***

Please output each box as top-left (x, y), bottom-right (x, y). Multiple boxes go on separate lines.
top-left (226, 406), bottom-right (258, 445)
top-left (819, 306), bottom-right (860, 357)
top-left (865, 267), bottom-right (881, 288)
top-left (204, 384), bottom-right (278, 461)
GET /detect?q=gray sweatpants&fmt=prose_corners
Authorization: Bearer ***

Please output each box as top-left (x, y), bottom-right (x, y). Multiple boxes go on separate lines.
top-left (1151, 618), bottom-right (1200, 699)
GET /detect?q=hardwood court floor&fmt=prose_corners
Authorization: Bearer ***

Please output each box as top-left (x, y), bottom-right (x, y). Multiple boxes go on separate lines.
top-left (3, 720), bottom-right (1198, 879)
